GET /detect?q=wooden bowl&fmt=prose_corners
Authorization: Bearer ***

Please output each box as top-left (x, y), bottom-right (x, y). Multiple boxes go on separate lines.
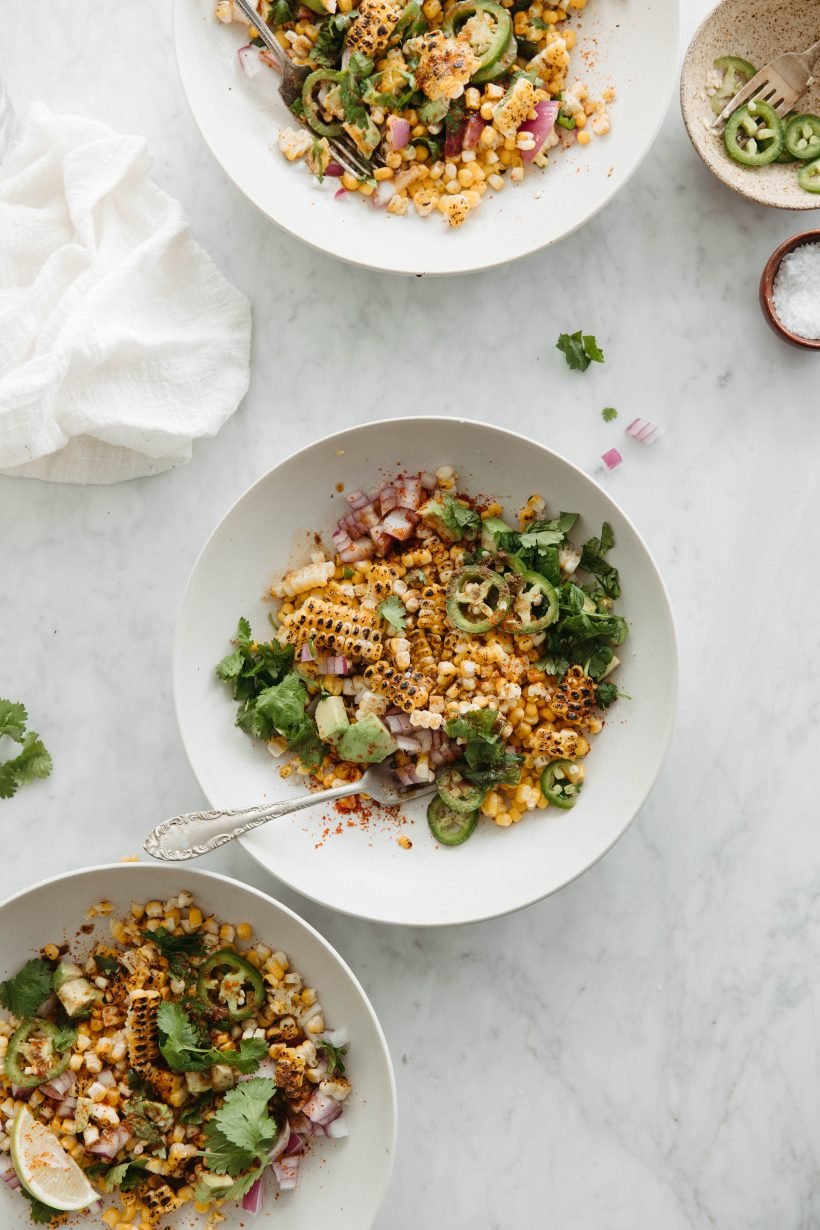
top-left (760, 231), bottom-right (820, 350)
top-left (681, 0), bottom-right (820, 209)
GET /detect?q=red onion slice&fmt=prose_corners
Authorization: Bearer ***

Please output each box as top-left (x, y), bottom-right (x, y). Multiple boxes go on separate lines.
top-left (242, 1175), bottom-right (265, 1214)
top-left (382, 509), bottom-right (418, 541)
top-left (269, 1118), bottom-right (292, 1163)
top-left (338, 538), bottom-right (375, 564)
top-left (445, 119), bottom-right (467, 158)
top-left (303, 1090), bottom-right (344, 1127)
top-left (326, 1115), bottom-right (349, 1139)
top-left (601, 448), bottom-right (623, 472)
top-left (462, 116), bottom-right (486, 150)
top-left (379, 484), bottom-right (398, 516)
top-left (300, 642), bottom-right (317, 663)
top-left (325, 162), bottom-right (344, 177)
top-left (384, 712), bottom-right (415, 734)
top-left (388, 116), bottom-right (411, 150)
top-left (87, 1125), bottom-right (130, 1159)
top-left (41, 1070), bottom-right (76, 1100)
top-left (316, 656), bottom-right (350, 676)
top-left (420, 471), bottom-right (436, 490)
top-left (625, 417), bottom-right (661, 443)
top-left (237, 44), bottom-right (264, 78)
top-left (1, 1168), bottom-right (21, 1191)
top-left (346, 490), bottom-right (371, 511)
top-left (369, 525), bottom-right (394, 557)
top-left (395, 735), bottom-right (422, 752)
top-left (334, 187), bottom-right (348, 201)
top-left (518, 100), bottom-right (560, 163)
top-left (394, 475), bottom-right (423, 511)
top-left (273, 1156), bottom-right (300, 1191)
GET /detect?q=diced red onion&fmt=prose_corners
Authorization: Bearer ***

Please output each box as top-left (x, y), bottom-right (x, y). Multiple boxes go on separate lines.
top-left (300, 642), bottom-right (317, 663)
top-left (10, 1085), bottom-right (33, 1100)
top-left (462, 116), bottom-right (486, 150)
top-left (382, 509), bottom-right (418, 541)
top-left (379, 484), bottom-right (398, 516)
top-left (369, 525), bottom-right (394, 557)
top-left (388, 116), bottom-right (411, 150)
top-left (384, 712), bottom-right (415, 734)
top-left (601, 448), bottom-right (623, 472)
top-left (55, 1097), bottom-right (77, 1117)
top-left (97, 1070), bottom-right (116, 1090)
top-left (317, 656), bottom-right (350, 676)
top-left (326, 1115), bottom-right (350, 1139)
top-left (518, 99), bottom-right (560, 163)
top-left (242, 1175), bottom-right (265, 1214)
top-left (237, 44), bottom-right (264, 79)
top-left (346, 490), bottom-right (370, 511)
top-left (41, 1070), bottom-right (76, 1100)
top-left (269, 1118), bottom-right (292, 1163)
top-left (334, 187), bottom-right (348, 201)
top-left (273, 1156), bottom-right (300, 1191)
top-left (325, 162), bottom-right (344, 177)
top-left (430, 740), bottom-right (459, 766)
top-left (626, 417), bottom-right (661, 444)
top-left (420, 471), bottom-right (436, 490)
top-left (87, 1126), bottom-right (130, 1159)
top-left (36, 993), bottom-right (58, 1019)
top-left (1, 1168), bottom-right (20, 1191)
top-left (338, 538), bottom-right (375, 564)
top-left (445, 119), bottom-right (467, 158)
top-left (285, 1130), bottom-right (306, 1157)
top-left (303, 1090), bottom-right (344, 1127)
top-left (394, 474), bottom-right (423, 511)
top-left (396, 763), bottom-right (429, 786)
top-left (395, 735), bottom-right (421, 752)
top-left (358, 502), bottom-right (381, 530)
top-left (414, 728), bottom-right (433, 753)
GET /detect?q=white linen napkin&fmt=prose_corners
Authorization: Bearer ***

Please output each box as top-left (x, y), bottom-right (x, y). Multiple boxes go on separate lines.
top-left (0, 103), bottom-right (252, 483)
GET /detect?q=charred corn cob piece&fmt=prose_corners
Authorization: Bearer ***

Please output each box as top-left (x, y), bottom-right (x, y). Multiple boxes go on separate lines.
top-left (140, 1064), bottom-right (187, 1106)
top-left (367, 564), bottom-right (402, 599)
top-left (416, 585), bottom-right (447, 633)
top-left (550, 665), bottom-right (597, 726)
top-left (531, 726), bottom-right (588, 761)
top-left (363, 661), bottom-right (432, 711)
top-left (126, 989), bottom-right (160, 1068)
top-left (142, 1181), bottom-right (182, 1221)
top-left (284, 597), bottom-right (383, 663)
top-left (345, 0), bottom-right (404, 58)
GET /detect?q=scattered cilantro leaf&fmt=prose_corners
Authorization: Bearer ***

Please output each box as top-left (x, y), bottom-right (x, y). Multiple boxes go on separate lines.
top-left (580, 522), bottom-right (621, 598)
top-left (93, 953), bottom-right (122, 978)
top-left (215, 620), bottom-right (294, 702)
top-left (312, 12), bottom-right (354, 66)
top-left (423, 492), bottom-right (481, 542)
top-left (0, 957), bottom-right (54, 1017)
top-left (378, 595), bottom-right (407, 633)
top-left (157, 1002), bottom-right (266, 1075)
top-left (595, 682), bottom-right (620, 708)
top-left (318, 1038), bottom-right (347, 1076)
top-left (122, 1100), bottom-right (169, 1148)
top-left (147, 927), bottom-right (205, 978)
top-left (0, 701), bottom-right (52, 800)
top-left (126, 1068), bottom-right (147, 1094)
top-left (444, 711), bottom-right (522, 789)
top-left (602, 407), bottom-right (618, 423)
top-left (85, 1159), bottom-right (148, 1193)
top-left (20, 1190), bottom-right (60, 1224)
top-left (239, 673), bottom-right (325, 769)
top-left (179, 1090), bottom-right (217, 1125)
top-left (268, 0), bottom-right (295, 24)
top-left (556, 330), bottom-right (605, 372)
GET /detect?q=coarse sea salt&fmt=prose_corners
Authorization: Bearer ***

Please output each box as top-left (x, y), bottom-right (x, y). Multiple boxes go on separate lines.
top-left (772, 242), bottom-right (820, 340)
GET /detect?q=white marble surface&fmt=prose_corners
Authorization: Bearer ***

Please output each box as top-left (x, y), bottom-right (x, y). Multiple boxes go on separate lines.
top-left (2, 2), bottom-right (820, 1226)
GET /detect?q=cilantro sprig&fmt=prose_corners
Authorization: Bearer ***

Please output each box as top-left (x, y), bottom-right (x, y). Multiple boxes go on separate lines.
top-left (147, 927), bottom-right (206, 978)
top-left (556, 330), bottom-right (605, 372)
top-left (0, 957), bottom-right (54, 1018)
top-left (378, 595), bottom-right (407, 633)
top-left (198, 1078), bottom-right (279, 1201)
top-left (157, 1001), bottom-right (266, 1075)
top-left (444, 710), bottom-right (522, 789)
top-left (0, 700), bottom-right (52, 800)
top-left (602, 407), bottom-right (618, 423)
top-left (318, 1038), bottom-right (347, 1076)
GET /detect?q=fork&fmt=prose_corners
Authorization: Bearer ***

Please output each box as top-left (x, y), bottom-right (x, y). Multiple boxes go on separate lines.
top-left (711, 36), bottom-right (820, 131)
top-left (231, 0), bottom-right (377, 179)
top-left (143, 761), bottom-right (435, 861)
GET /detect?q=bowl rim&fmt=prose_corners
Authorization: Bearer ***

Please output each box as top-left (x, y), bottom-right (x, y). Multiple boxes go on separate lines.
top-left (172, 415), bottom-right (681, 925)
top-left (679, 0), bottom-right (820, 212)
top-left (759, 229), bottom-right (820, 349)
top-left (172, 0), bottom-right (683, 276)
top-left (0, 861), bottom-right (398, 1220)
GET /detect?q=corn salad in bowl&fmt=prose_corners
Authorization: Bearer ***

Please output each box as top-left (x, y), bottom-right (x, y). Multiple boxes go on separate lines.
top-left (0, 888), bottom-right (357, 1227)
top-left (216, 0), bottom-right (612, 226)
top-left (216, 466), bottom-right (627, 848)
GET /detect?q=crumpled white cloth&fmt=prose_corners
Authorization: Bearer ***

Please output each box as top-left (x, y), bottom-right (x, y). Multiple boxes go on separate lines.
top-left (0, 103), bottom-right (252, 483)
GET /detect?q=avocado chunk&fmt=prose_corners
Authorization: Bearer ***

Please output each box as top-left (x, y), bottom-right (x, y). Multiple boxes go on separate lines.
top-left (56, 976), bottom-right (101, 1019)
top-left (419, 493), bottom-right (480, 543)
top-left (53, 958), bottom-right (83, 990)
top-left (481, 515), bottom-right (513, 552)
top-left (337, 714), bottom-right (397, 765)
top-left (315, 696), bottom-right (350, 745)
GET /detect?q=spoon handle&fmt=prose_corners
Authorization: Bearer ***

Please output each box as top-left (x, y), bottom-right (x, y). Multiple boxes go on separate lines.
top-left (143, 782), bottom-right (359, 861)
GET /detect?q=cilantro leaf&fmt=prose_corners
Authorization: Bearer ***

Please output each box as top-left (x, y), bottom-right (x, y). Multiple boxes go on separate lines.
top-left (239, 674), bottom-right (325, 769)
top-left (595, 681), bottom-right (620, 708)
top-left (215, 621), bottom-right (294, 704)
top-left (0, 957), bottom-right (54, 1017)
top-left (318, 1038), bottom-right (347, 1076)
top-left (0, 700), bottom-right (27, 741)
top-left (268, 0), bottom-right (295, 24)
top-left (147, 927), bottom-right (205, 978)
top-left (228, 1036), bottom-right (268, 1075)
top-left (19, 1190), bottom-right (60, 1224)
top-left (93, 953), bottom-right (122, 978)
top-left (312, 12), bottom-right (353, 66)
top-left (378, 595), bottom-right (407, 633)
top-left (0, 702), bottom-right (53, 800)
top-left (422, 492), bottom-right (481, 542)
top-left (444, 711), bottom-right (522, 789)
top-left (203, 1078), bottom-right (278, 1176)
top-left (179, 1090), bottom-right (217, 1125)
top-left (157, 1002), bottom-right (267, 1075)
top-left (556, 330), bottom-right (605, 372)
top-left (602, 406), bottom-right (618, 423)
top-left (580, 522), bottom-right (621, 598)
top-left (86, 1159), bottom-right (148, 1193)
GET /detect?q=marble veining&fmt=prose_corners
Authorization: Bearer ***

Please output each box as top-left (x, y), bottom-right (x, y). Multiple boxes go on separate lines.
top-left (2, 2), bottom-right (820, 1226)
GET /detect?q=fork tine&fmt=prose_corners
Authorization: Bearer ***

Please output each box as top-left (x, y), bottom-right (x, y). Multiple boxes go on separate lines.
top-left (711, 70), bottom-right (770, 129)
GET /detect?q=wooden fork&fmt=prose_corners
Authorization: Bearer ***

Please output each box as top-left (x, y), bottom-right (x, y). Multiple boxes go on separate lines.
top-left (712, 36), bottom-right (820, 131)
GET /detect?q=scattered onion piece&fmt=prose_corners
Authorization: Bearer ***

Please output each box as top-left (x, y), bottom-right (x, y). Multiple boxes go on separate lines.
top-left (388, 116), bottom-right (411, 150)
top-left (600, 447), bottom-right (623, 472)
top-left (625, 417), bottom-right (661, 444)
top-left (334, 187), bottom-right (348, 200)
top-left (325, 163), bottom-right (345, 178)
top-left (518, 100), bottom-right (560, 164)
top-left (237, 45), bottom-right (264, 78)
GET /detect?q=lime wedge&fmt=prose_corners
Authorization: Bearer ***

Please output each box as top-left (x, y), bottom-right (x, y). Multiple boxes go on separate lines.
top-left (10, 1107), bottom-right (99, 1212)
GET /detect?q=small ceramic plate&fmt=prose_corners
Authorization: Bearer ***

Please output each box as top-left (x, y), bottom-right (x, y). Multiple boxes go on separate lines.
top-left (681, 0), bottom-right (820, 209)
top-left (0, 864), bottom-right (397, 1229)
top-left (173, 0), bottom-right (681, 274)
top-left (173, 418), bottom-right (679, 927)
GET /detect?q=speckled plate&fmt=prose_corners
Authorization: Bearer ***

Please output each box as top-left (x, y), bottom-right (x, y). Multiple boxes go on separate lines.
top-left (173, 0), bottom-right (681, 275)
top-left (681, 0), bottom-right (820, 209)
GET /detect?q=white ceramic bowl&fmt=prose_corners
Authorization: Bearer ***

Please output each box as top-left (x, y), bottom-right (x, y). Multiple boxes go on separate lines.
top-left (0, 864), bottom-right (396, 1229)
top-left (173, 0), bottom-right (681, 274)
top-left (174, 417), bottom-right (678, 926)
